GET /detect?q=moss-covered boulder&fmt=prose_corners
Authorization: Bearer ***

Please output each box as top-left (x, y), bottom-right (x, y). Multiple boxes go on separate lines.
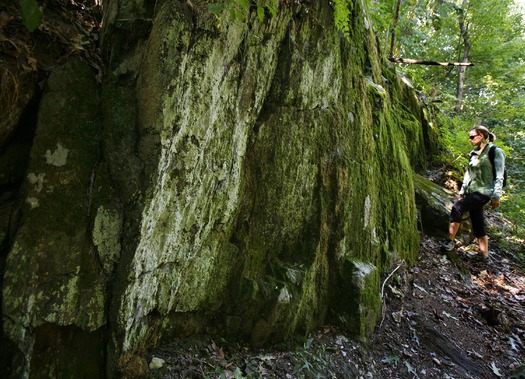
top-left (109, 0), bottom-right (431, 361)
top-left (414, 174), bottom-right (453, 238)
top-left (2, 58), bottom-right (108, 378)
top-left (1, 1), bottom-right (441, 377)
top-left (413, 174), bottom-right (474, 244)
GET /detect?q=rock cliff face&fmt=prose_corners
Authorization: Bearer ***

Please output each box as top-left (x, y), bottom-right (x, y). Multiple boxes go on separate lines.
top-left (1, 0), bottom-right (440, 377)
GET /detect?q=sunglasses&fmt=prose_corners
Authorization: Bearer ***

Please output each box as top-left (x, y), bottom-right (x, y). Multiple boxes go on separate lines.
top-left (469, 134), bottom-right (480, 140)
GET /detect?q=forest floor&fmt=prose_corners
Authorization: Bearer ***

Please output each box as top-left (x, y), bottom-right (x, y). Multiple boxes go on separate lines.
top-left (140, 210), bottom-right (525, 379)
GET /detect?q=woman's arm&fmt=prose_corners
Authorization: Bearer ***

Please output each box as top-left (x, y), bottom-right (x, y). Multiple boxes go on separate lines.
top-left (459, 168), bottom-right (470, 196)
top-left (492, 147), bottom-right (506, 201)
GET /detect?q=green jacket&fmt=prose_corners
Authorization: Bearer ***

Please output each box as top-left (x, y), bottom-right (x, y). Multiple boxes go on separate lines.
top-left (459, 143), bottom-right (506, 200)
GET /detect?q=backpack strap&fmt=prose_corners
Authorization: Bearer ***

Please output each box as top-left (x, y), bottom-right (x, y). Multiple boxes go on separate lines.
top-left (488, 145), bottom-right (497, 180)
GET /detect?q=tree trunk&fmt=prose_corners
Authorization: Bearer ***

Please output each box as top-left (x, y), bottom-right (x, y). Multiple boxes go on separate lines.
top-left (389, 0), bottom-right (402, 58)
top-left (455, 0), bottom-right (472, 115)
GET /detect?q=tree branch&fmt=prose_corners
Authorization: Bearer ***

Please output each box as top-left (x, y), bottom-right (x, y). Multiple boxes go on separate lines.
top-left (388, 57), bottom-right (474, 66)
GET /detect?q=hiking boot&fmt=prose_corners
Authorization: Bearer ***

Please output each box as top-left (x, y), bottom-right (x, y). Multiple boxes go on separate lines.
top-left (440, 239), bottom-right (455, 252)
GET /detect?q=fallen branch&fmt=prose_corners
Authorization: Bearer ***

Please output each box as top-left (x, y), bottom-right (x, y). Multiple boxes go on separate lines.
top-left (379, 261), bottom-right (405, 329)
top-left (381, 263), bottom-right (402, 299)
top-left (388, 57), bottom-right (474, 66)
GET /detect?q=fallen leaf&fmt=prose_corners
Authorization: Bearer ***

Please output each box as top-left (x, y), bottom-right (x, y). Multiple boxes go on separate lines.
top-left (257, 354), bottom-right (276, 362)
top-left (71, 43), bottom-right (85, 52)
top-left (209, 340), bottom-right (225, 360)
top-left (409, 326), bottom-right (420, 346)
top-left (490, 361), bottom-right (502, 377)
top-left (442, 311), bottom-right (459, 320)
top-left (405, 361), bottom-right (418, 376)
top-left (413, 283), bottom-right (428, 293)
top-left (479, 270), bottom-right (490, 279)
top-left (27, 56), bottom-right (38, 71)
top-left (388, 284), bottom-right (404, 298)
top-left (381, 355), bottom-right (400, 365)
top-left (391, 311), bottom-right (403, 323)
top-left (508, 337), bottom-right (519, 352)
top-left (257, 362), bottom-right (269, 376)
top-left (468, 349), bottom-right (483, 359)
top-left (149, 357), bottom-right (165, 370)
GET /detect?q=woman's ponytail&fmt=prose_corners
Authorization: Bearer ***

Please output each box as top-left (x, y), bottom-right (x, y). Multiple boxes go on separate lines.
top-left (472, 125), bottom-right (495, 142)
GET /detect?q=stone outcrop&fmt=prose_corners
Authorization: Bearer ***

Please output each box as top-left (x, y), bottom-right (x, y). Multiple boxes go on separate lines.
top-left (1, 1), bottom-right (440, 377)
top-left (414, 173), bottom-right (475, 244)
top-left (414, 173), bottom-right (453, 239)
top-left (2, 58), bottom-right (106, 377)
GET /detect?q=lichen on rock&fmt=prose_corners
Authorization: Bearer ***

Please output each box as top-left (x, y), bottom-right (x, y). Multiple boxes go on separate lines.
top-left (1, 1), bottom-right (442, 376)
top-left (109, 0), bottom-right (433, 357)
top-left (93, 206), bottom-right (123, 275)
top-left (2, 58), bottom-right (107, 377)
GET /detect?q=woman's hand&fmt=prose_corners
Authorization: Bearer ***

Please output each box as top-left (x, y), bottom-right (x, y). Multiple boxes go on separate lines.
top-left (491, 199), bottom-right (500, 209)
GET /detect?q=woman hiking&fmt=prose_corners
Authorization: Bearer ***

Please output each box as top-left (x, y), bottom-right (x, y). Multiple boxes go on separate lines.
top-left (442, 125), bottom-right (506, 261)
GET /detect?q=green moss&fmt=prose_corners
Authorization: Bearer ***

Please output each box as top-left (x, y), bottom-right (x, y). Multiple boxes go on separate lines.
top-left (93, 206), bottom-right (123, 275)
top-left (291, 248), bottom-right (330, 335)
top-left (0, 2), bottom-right (443, 375)
top-left (2, 59), bottom-right (107, 375)
top-left (330, 259), bottom-right (381, 339)
top-left (104, 0), bottom-right (438, 359)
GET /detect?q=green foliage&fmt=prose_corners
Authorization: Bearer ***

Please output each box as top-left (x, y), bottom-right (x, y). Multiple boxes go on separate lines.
top-left (18, 0), bottom-right (43, 32)
top-left (208, 0), bottom-right (278, 24)
top-left (293, 338), bottom-right (336, 378)
top-left (369, 0), bottom-right (396, 52)
top-left (371, 0), bottom-right (525, 119)
top-left (332, 0), bottom-right (352, 40)
top-left (497, 127), bottom-right (525, 245)
top-left (431, 114), bottom-right (469, 177)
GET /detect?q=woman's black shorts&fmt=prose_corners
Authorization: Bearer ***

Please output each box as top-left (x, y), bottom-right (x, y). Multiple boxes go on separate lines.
top-left (450, 192), bottom-right (491, 238)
